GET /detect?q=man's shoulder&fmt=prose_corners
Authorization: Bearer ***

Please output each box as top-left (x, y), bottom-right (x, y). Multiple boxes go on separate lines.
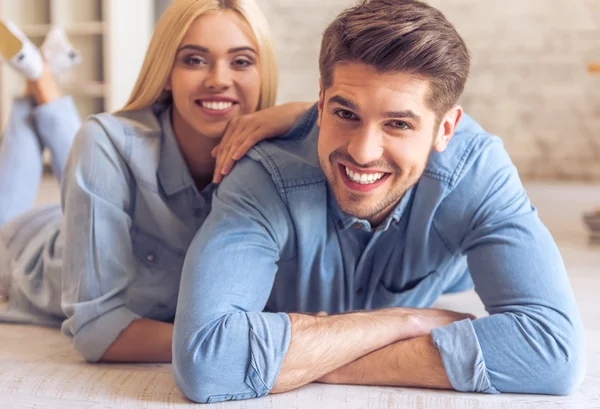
top-left (424, 113), bottom-right (510, 191)
top-left (420, 113), bottom-right (523, 248)
top-left (245, 105), bottom-right (326, 195)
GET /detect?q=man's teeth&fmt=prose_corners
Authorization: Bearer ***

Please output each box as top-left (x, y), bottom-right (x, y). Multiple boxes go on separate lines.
top-left (201, 101), bottom-right (233, 111)
top-left (344, 167), bottom-right (385, 184)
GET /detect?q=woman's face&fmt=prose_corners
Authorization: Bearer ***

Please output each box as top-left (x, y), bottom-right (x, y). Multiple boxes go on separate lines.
top-left (168, 10), bottom-right (261, 140)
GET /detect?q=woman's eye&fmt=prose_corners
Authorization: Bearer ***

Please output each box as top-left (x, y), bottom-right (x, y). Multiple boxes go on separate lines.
top-left (232, 58), bottom-right (253, 68)
top-left (334, 109), bottom-right (357, 120)
top-left (185, 56), bottom-right (205, 65)
top-left (388, 120), bottom-right (411, 130)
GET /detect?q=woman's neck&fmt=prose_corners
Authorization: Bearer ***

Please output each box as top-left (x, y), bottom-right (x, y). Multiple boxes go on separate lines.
top-left (170, 108), bottom-right (219, 191)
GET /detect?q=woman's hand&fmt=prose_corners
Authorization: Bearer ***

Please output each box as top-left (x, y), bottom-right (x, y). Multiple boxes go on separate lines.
top-left (211, 102), bottom-right (313, 183)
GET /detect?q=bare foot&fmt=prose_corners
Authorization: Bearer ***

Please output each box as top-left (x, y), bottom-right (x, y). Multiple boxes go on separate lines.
top-left (26, 63), bottom-right (61, 105)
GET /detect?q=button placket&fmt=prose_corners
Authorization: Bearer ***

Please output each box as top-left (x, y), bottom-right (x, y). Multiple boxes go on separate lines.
top-left (352, 230), bottom-right (383, 308)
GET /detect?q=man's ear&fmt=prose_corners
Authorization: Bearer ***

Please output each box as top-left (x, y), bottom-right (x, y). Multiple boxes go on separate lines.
top-left (433, 105), bottom-right (463, 153)
top-left (317, 81), bottom-right (324, 127)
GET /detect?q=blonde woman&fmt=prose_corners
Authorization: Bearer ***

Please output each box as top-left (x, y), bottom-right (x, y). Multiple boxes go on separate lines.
top-left (0, 0), bottom-right (310, 363)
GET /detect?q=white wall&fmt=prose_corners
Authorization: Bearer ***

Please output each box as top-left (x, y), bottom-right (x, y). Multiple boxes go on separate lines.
top-left (255, 0), bottom-right (600, 181)
top-left (104, 0), bottom-right (154, 110)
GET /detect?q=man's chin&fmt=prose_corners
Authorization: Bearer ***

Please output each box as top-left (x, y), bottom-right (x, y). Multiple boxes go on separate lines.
top-left (337, 200), bottom-right (379, 221)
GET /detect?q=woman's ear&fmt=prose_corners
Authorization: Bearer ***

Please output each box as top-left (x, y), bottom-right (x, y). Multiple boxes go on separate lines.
top-left (164, 76), bottom-right (172, 91)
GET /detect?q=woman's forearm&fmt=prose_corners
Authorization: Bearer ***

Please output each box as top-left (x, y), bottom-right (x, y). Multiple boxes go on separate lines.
top-left (100, 318), bottom-right (173, 363)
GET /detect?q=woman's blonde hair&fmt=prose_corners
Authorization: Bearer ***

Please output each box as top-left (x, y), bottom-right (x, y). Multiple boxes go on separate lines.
top-left (121, 0), bottom-right (277, 112)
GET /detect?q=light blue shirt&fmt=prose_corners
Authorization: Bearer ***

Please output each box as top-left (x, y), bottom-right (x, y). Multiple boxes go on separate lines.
top-left (0, 102), bottom-right (214, 362)
top-left (173, 106), bottom-right (586, 403)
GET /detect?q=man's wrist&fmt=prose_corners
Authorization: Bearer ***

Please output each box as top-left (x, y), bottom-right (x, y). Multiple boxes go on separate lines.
top-left (369, 308), bottom-right (426, 341)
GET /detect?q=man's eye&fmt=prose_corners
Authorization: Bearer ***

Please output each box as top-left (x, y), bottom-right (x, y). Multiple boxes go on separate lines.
top-left (334, 109), bottom-right (357, 120)
top-left (388, 120), bottom-right (411, 130)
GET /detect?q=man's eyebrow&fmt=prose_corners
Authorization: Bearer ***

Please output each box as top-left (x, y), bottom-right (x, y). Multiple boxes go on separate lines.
top-left (382, 110), bottom-right (422, 123)
top-left (327, 95), bottom-right (358, 111)
top-left (328, 95), bottom-right (422, 122)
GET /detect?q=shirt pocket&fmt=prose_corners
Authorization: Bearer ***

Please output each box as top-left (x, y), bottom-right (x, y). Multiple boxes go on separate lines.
top-left (371, 270), bottom-right (444, 309)
top-left (131, 227), bottom-right (184, 271)
top-left (129, 227), bottom-right (185, 320)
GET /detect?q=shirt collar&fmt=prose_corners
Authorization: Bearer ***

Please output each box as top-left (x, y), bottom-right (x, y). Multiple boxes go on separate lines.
top-left (328, 184), bottom-right (416, 232)
top-left (380, 185), bottom-right (415, 231)
top-left (156, 105), bottom-right (197, 196)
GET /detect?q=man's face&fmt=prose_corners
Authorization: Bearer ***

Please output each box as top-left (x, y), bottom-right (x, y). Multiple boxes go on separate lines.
top-left (317, 63), bottom-right (461, 226)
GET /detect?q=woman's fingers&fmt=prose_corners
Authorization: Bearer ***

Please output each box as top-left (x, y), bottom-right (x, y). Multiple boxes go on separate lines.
top-left (213, 120), bottom-right (240, 182)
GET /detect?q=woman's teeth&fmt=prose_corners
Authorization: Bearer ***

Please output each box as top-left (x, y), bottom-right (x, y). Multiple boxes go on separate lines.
top-left (345, 167), bottom-right (385, 184)
top-left (201, 101), bottom-right (233, 111)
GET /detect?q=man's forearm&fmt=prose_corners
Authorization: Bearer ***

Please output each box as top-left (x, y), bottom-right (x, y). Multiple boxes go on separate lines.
top-left (100, 318), bottom-right (173, 363)
top-left (318, 335), bottom-right (452, 389)
top-left (272, 308), bottom-right (470, 393)
top-left (271, 309), bottom-right (413, 393)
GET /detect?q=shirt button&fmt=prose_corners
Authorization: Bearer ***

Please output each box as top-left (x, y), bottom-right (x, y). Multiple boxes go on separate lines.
top-left (354, 223), bottom-right (361, 230)
top-left (147, 254), bottom-right (155, 262)
top-left (355, 287), bottom-right (364, 296)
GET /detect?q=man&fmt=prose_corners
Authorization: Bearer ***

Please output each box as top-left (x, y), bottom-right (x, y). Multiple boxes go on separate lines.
top-left (172, 0), bottom-right (585, 403)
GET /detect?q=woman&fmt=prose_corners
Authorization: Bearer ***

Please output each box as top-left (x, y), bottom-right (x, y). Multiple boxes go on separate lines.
top-left (0, 0), bottom-right (311, 363)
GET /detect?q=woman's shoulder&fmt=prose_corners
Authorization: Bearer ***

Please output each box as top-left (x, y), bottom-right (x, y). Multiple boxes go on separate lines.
top-left (71, 103), bottom-right (168, 170)
top-left (88, 103), bottom-right (166, 140)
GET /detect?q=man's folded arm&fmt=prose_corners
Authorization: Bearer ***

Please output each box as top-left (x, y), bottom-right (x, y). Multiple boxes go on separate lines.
top-left (434, 138), bottom-right (586, 395)
top-left (172, 158), bottom-right (293, 404)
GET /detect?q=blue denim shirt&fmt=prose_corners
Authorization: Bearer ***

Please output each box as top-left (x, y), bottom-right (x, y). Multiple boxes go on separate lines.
top-left (0, 102), bottom-right (214, 362)
top-left (173, 106), bottom-right (585, 403)
top-left (60, 103), bottom-right (217, 361)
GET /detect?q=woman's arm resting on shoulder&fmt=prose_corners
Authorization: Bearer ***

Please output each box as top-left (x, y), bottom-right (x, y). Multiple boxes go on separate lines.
top-left (211, 101), bottom-right (313, 183)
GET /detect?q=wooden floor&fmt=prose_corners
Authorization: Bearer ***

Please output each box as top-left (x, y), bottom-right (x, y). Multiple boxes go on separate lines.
top-left (0, 179), bottom-right (599, 409)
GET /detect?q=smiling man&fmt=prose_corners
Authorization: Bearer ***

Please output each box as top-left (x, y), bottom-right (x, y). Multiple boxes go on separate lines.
top-left (172, 0), bottom-right (585, 404)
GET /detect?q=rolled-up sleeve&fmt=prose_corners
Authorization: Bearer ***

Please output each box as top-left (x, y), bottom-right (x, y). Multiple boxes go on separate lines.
top-left (59, 118), bottom-right (140, 362)
top-left (431, 137), bottom-right (586, 395)
top-left (173, 157), bottom-right (293, 404)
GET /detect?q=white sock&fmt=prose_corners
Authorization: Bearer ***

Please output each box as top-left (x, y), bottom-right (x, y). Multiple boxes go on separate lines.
top-left (0, 20), bottom-right (44, 79)
top-left (41, 26), bottom-right (81, 76)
